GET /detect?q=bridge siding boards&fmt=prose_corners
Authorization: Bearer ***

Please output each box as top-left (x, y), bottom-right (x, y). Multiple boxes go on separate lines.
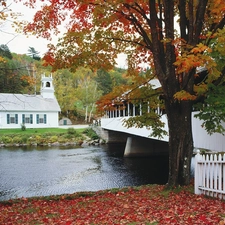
top-left (192, 112), bottom-right (225, 152)
top-left (101, 112), bottom-right (225, 155)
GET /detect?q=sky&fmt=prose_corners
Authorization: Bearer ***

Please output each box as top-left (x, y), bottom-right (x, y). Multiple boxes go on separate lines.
top-left (1, 1), bottom-right (49, 56)
top-left (1, 1), bottom-right (127, 68)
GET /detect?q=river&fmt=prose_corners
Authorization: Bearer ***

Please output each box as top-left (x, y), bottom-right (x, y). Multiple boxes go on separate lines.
top-left (0, 143), bottom-right (182, 201)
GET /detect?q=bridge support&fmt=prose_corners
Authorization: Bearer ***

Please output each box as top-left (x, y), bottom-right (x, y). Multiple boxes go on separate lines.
top-left (124, 136), bottom-right (168, 157)
top-left (92, 126), bottom-right (128, 143)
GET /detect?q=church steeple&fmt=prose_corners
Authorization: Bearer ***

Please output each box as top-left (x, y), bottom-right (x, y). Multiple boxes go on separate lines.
top-left (41, 73), bottom-right (55, 98)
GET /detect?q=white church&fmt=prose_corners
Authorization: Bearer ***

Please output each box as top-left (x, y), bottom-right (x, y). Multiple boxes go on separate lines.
top-left (0, 74), bottom-right (61, 129)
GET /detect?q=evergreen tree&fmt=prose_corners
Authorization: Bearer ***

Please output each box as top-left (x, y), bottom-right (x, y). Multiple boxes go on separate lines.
top-left (0, 45), bottom-right (12, 59)
top-left (27, 47), bottom-right (41, 61)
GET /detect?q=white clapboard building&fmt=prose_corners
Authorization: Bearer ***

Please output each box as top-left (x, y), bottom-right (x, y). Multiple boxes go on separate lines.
top-left (0, 74), bottom-right (61, 129)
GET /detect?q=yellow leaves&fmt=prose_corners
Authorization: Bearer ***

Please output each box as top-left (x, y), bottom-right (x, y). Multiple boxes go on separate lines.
top-left (190, 43), bottom-right (211, 54)
top-left (193, 84), bottom-right (208, 95)
top-left (20, 75), bottom-right (36, 86)
top-left (206, 66), bottom-right (221, 83)
top-left (0, 56), bottom-right (6, 63)
top-left (173, 90), bottom-right (197, 101)
top-left (161, 38), bottom-right (172, 44)
top-left (213, 29), bottom-right (225, 55)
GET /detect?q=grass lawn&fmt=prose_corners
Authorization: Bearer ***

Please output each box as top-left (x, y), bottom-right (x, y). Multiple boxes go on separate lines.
top-left (0, 126), bottom-right (97, 145)
top-left (0, 128), bottom-right (86, 135)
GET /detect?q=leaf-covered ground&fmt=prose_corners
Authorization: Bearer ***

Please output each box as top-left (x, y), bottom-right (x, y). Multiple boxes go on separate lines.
top-left (1, 185), bottom-right (225, 225)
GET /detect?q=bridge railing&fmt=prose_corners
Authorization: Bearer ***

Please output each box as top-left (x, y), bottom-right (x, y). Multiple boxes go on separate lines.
top-left (103, 102), bottom-right (164, 118)
top-left (195, 150), bottom-right (225, 199)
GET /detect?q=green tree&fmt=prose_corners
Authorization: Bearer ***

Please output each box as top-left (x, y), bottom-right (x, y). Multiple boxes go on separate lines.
top-left (54, 69), bottom-right (77, 118)
top-left (194, 29), bottom-right (225, 134)
top-left (0, 51), bottom-right (34, 93)
top-left (109, 68), bottom-right (130, 88)
top-left (75, 67), bottom-right (102, 122)
top-left (95, 69), bottom-right (113, 95)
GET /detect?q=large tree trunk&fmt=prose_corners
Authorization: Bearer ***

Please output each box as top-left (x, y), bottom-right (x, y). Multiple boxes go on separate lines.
top-left (166, 100), bottom-right (194, 187)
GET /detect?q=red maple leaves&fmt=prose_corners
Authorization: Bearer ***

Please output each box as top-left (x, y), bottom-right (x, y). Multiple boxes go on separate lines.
top-left (1, 185), bottom-right (225, 224)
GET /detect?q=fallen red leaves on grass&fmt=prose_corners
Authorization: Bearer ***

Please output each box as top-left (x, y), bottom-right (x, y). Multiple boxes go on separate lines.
top-left (0, 185), bottom-right (225, 225)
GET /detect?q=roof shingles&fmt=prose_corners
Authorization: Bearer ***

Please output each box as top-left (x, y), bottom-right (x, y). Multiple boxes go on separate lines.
top-left (0, 94), bottom-right (61, 112)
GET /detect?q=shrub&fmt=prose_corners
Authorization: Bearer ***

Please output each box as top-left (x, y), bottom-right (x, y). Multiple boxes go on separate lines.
top-left (83, 128), bottom-right (99, 140)
top-left (49, 135), bottom-right (58, 143)
top-left (58, 136), bottom-right (68, 143)
top-left (21, 135), bottom-right (29, 144)
top-left (12, 136), bottom-right (23, 144)
top-left (35, 135), bottom-right (46, 145)
top-left (21, 123), bottom-right (26, 131)
top-left (67, 128), bottom-right (76, 135)
top-left (64, 134), bottom-right (74, 139)
top-left (1, 136), bottom-right (12, 144)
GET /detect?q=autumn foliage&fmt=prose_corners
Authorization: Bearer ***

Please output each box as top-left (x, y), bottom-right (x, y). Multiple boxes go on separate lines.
top-left (1, 185), bottom-right (225, 224)
top-left (16, 0), bottom-right (225, 187)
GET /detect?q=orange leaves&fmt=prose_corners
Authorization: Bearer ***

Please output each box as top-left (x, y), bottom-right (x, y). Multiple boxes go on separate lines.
top-left (174, 54), bottom-right (201, 73)
top-left (0, 0), bottom-right (6, 7)
top-left (174, 43), bottom-right (213, 74)
top-left (190, 43), bottom-right (212, 54)
top-left (20, 75), bottom-right (36, 86)
top-left (42, 50), bottom-right (56, 67)
top-left (207, 0), bottom-right (225, 24)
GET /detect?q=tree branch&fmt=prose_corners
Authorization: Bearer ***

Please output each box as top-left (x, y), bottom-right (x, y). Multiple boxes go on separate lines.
top-left (194, 0), bottom-right (208, 43)
top-left (178, 0), bottom-right (188, 41)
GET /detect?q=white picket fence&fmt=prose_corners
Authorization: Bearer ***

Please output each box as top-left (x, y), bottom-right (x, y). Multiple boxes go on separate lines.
top-left (195, 150), bottom-right (225, 199)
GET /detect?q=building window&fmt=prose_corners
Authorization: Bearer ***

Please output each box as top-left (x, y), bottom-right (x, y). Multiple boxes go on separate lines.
top-left (36, 114), bottom-right (47, 124)
top-left (22, 114), bottom-right (33, 124)
top-left (46, 81), bottom-right (50, 87)
top-left (7, 114), bottom-right (18, 124)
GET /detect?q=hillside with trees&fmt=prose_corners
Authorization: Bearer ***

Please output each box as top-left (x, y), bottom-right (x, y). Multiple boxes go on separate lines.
top-left (0, 44), bottom-right (129, 123)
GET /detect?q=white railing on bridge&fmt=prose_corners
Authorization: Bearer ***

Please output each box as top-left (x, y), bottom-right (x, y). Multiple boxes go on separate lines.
top-left (195, 150), bottom-right (225, 199)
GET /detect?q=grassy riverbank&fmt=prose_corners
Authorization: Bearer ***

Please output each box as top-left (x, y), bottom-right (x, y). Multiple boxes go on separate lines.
top-left (0, 184), bottom-right (225, 224)
top-left (0, 127), bottom-right (99, 146)
top-left (0, 127), bottom-right (76, 135)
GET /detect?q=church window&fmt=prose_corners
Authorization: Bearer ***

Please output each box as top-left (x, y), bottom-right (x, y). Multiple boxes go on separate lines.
top-left (36, 114), bottom-right (47, 124)
top-left (7, 114), bottom-right (18, 124)
top-left (46, 82), bottom-right (50, 87)
top-left (22, 114), bottom-right (33, 124)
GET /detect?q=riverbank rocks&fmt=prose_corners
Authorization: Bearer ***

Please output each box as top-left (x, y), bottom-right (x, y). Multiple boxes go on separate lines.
top-left (81, 138), bottom-right (105, 147)
top-left (0, 138), bottom-right (105, 148)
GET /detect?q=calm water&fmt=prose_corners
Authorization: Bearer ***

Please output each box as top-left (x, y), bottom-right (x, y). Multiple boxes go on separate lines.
top-left (0, 144), bottom-right (170, 201)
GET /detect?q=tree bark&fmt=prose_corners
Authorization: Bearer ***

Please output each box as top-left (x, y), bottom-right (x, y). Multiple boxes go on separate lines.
top-left (166, 100), bottom-right (194, 187)
top-left (85, 105), bottom-right (88, 123)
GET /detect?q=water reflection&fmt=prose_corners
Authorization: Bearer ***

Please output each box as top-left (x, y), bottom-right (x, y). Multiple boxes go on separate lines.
top-left (0, 144), bottom-right (169, 201)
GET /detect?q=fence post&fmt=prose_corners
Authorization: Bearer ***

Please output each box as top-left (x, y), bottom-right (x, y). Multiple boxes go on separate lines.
top-left (195, 149), bottom-right (202, 195)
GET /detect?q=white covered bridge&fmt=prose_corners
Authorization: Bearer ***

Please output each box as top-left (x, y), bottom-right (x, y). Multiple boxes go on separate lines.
top-left (99, 111), bottom-right (225, 156)
top-left (97, 78), bottom-right (225, 156)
